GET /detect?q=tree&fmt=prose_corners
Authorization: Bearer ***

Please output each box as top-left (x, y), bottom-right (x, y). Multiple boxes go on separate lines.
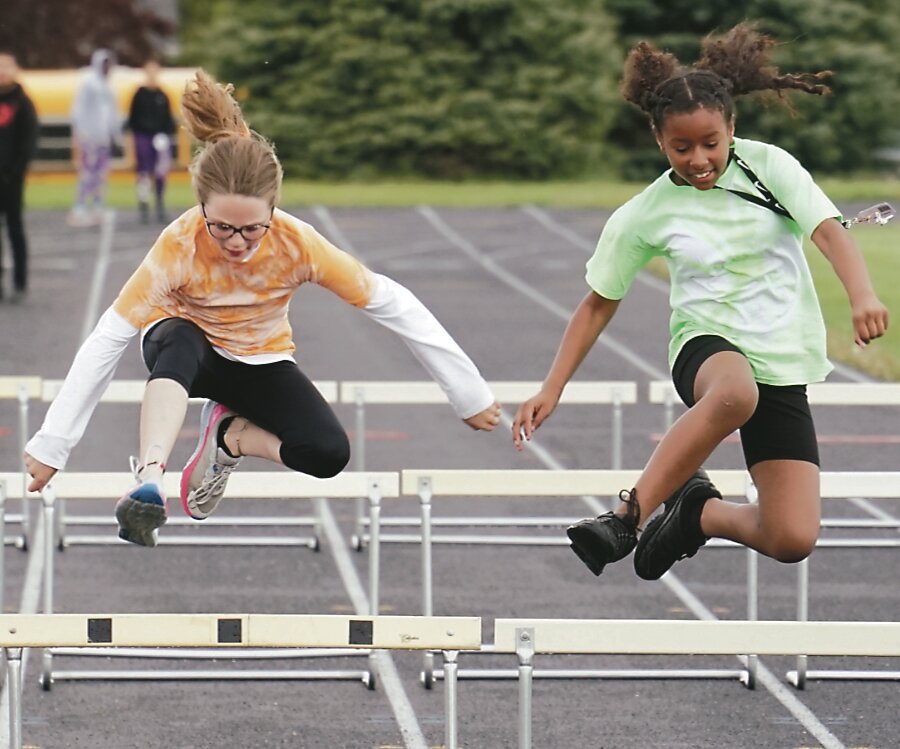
top-left (0, 0), bottom-right (175, 68)
top-left (180, 0), bottom-right (622, 179)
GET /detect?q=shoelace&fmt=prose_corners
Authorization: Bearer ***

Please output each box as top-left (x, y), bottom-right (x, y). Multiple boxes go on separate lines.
top-left (193, 459), bottom-right (240, 503)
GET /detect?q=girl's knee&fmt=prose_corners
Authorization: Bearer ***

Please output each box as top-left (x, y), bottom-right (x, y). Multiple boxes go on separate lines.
top-left (770, 526), bottom-right (819, 563)
top-left (281, 429), bottom-right (350, 478)
top-left (704, 384), bottom-right (758, 427)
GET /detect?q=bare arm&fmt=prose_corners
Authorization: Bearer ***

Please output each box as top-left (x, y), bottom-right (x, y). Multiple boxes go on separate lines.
top-left (811, 218), bottom-right (889, 347)
top-left (512, 291), bottom-right (620, 449)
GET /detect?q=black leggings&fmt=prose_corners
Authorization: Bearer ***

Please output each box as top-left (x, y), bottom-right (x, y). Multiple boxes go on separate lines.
top-left (142, 318), bottom-right (350, 478)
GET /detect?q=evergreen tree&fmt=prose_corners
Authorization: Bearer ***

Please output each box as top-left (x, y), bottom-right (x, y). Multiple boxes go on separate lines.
top-left (180, 0), bottom-right (622, 179)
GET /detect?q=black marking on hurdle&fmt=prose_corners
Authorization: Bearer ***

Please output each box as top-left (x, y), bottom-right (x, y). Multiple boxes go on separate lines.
top-left (349, 619), bottom-right (373, 646)
top-left (87, 618), bottom-right (113, 643)
top-left (217, 618), bottom-right (243, 644)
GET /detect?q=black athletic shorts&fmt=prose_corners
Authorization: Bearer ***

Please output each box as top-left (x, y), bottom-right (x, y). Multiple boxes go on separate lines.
top-left (671, 335), bottom-right (819, 468)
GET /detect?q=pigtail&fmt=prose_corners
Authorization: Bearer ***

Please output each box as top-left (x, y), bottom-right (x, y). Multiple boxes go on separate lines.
top-left (181, 69), bottom-right (252, 145)
top-left (696, 23), bottom-right (832, 99)
top-left (621, 41), bottom-right (684, 114)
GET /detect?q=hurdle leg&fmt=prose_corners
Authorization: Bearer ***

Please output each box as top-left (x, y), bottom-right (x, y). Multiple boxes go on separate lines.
top-left (741, 547), bottom-right (758, 689)
top-left (39, 487), bottom-right (56, 690)
top-left (516, 628), bottom-right (535, 749)
top-left (0, 484), bottom-right (6, 617)
top-left (418, 477), bottom-right (435, 688)
top-left (351, 389), bottom-right (367, 551)
top-left (7, 647), bottom-right (23, 749)
top-left (17, 386), bottom-right (29, 551)
top-left (365, 478), bottom-right (383, 690)
top-left (443, 650), bottom-right (459, 749)
top-left (787, 558), bottom-right (809, 689)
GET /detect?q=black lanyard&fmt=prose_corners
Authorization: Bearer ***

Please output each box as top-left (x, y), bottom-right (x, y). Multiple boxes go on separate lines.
top-left (716, 151), bottom-right (794, 221)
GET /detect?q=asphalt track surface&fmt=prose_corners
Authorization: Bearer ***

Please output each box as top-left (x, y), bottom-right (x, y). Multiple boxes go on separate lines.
top-left (0, 203), bottom-right (897, 749)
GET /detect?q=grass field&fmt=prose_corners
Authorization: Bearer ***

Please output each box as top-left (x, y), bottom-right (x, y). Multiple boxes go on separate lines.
top-left (24, 173), bottom-right (900, 380)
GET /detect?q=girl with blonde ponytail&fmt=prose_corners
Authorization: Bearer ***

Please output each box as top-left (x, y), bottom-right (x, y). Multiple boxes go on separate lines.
top-left (24, 69), bottom-right (501, 547)
top-left (514, 23), bottom-right (888, 580)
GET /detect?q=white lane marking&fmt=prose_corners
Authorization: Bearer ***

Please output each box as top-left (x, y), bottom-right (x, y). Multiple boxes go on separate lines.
top-left (313, 205), bottom-right (430, 749)
top-left (80, 209), bottom-right (117, 343)
top-left (417, 205), bottom-right (667, 380)
top-left (0, 510), bottom-right (47, 748)
top-left (318, 503), bottom-right (429, 749)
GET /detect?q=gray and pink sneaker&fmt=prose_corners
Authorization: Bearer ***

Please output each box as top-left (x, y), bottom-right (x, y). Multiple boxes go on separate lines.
top-left (180, 400), bottom-right (242, 520)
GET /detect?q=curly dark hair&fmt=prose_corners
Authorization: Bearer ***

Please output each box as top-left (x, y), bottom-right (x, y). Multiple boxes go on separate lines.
top-left (621, 23), bottom-right (832, 132)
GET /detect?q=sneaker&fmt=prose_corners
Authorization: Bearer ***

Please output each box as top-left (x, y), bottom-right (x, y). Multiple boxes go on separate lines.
top-left (180, 400), bottom-right (242, 520)
top-left (633, 469), bottom-right (722, 580)
top-left (566, 490), bottom-right (640, 576)
top-left (115, 460), bottom-right (167, 547)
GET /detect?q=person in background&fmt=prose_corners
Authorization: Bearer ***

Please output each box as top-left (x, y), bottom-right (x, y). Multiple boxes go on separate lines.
top-left (68, 49), bottom-right (122, 227)
top-left (127, 60), bottom-right (176, 224)
top-left (24, 70), bottom-right (501, 547)
top-left (0, 49), bottom-right (38, 302)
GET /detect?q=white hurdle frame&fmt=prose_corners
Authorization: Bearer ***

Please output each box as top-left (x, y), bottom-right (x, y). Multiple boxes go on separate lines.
top-left (0, 613), bottom-right (480, 749)
top-left (650, 381), bottom-right (900, 688)
top-left (399, 468), bottom-right (761, 689)
top-left (0, 470), bottom-right (398, 688)
top-left (341, 381), bottom-right (637, 549)
top-left (493, 618), bottom-right (900, 749)
top-left (38, 378), bottom-right (338, 549)
top-left (0, 376), bottom-right (43, 549)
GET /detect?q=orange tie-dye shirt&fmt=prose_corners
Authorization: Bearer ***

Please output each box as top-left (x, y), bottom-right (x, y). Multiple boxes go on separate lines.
top-left (113, 207), bottom-right (375, 357)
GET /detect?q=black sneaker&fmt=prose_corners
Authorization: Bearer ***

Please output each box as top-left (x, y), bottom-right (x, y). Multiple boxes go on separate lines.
top-left (633, 469), bottom-right (721, 580)
top-left (567, 490), bottom-right (640, 576)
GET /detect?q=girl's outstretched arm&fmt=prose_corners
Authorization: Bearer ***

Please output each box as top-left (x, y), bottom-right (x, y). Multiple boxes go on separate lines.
top-left (812, 218), bottom-right (889, 347)
top-left (512, 291), bottom-right (619, 450)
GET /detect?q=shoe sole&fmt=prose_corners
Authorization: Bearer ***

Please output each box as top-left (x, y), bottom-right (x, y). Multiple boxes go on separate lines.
top-left (566, 525), bottom-right (611, 576)
top-left (115, 496), bottom-right (167, 547)
top-left (180, 400), bottom-right (223, 519)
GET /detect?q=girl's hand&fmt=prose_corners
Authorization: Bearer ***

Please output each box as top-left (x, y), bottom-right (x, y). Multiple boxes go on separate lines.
top-left (512, 387), bottom-right (561, 451)
top-left (464, 401), bottom-right (502, 431)
top-left (24, 452), bottom-right (57, 493)
top-left (851, 291), bottom-right (889, 347)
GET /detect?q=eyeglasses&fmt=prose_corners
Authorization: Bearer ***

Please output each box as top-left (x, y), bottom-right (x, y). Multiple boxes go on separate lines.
top-left (201, 205), bottom-right (272, 241)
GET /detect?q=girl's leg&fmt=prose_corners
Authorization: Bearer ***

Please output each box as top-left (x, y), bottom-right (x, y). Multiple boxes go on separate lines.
top-left (701, 459), bottom-right (819, 561)
top-left (568, 337), bottom-right (757, 576)
top-left (137, 378), bottom-right (189, 483)
top-left (634, 381), bottom-right (820, 578)
top-left (207, 360), bottom-right (350, 478)
top-left (623, 349), bottom-right (758, 524)
top-left (138, 318), bottom-right (212, 475)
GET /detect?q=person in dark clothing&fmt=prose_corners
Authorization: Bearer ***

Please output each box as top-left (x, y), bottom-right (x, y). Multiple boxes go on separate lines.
top-left (0, 50), bottom-right (38, 302)
top-left (127, 60), bottom-right (176, 223)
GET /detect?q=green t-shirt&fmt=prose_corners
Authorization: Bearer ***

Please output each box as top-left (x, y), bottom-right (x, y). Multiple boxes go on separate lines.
top-left (585, 137), bottom-right (839, 385)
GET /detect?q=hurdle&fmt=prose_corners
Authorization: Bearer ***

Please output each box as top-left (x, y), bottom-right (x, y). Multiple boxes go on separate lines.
top-left (0, 470), bottom-right (399, 688)
top-left (38, 378), bottom-right (338, 549)
top-left (398, 468), bottom-right (762, 688)
top-left (649, 381), bottom-right (900, 687)
top-left (493, 617), bottom-right (900, 749)
top-left (0, 376), bottom-right (43, 548)
top-left (341, 380), bottom-right (637, 549)
top-left (789, 470), bottom-right (900, 688)
top-left (0, 613), bottom-right (480, 749)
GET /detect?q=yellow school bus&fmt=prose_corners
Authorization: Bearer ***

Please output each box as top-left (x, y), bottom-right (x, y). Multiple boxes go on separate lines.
top-left (19, 66), bottom-right (197, 173)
